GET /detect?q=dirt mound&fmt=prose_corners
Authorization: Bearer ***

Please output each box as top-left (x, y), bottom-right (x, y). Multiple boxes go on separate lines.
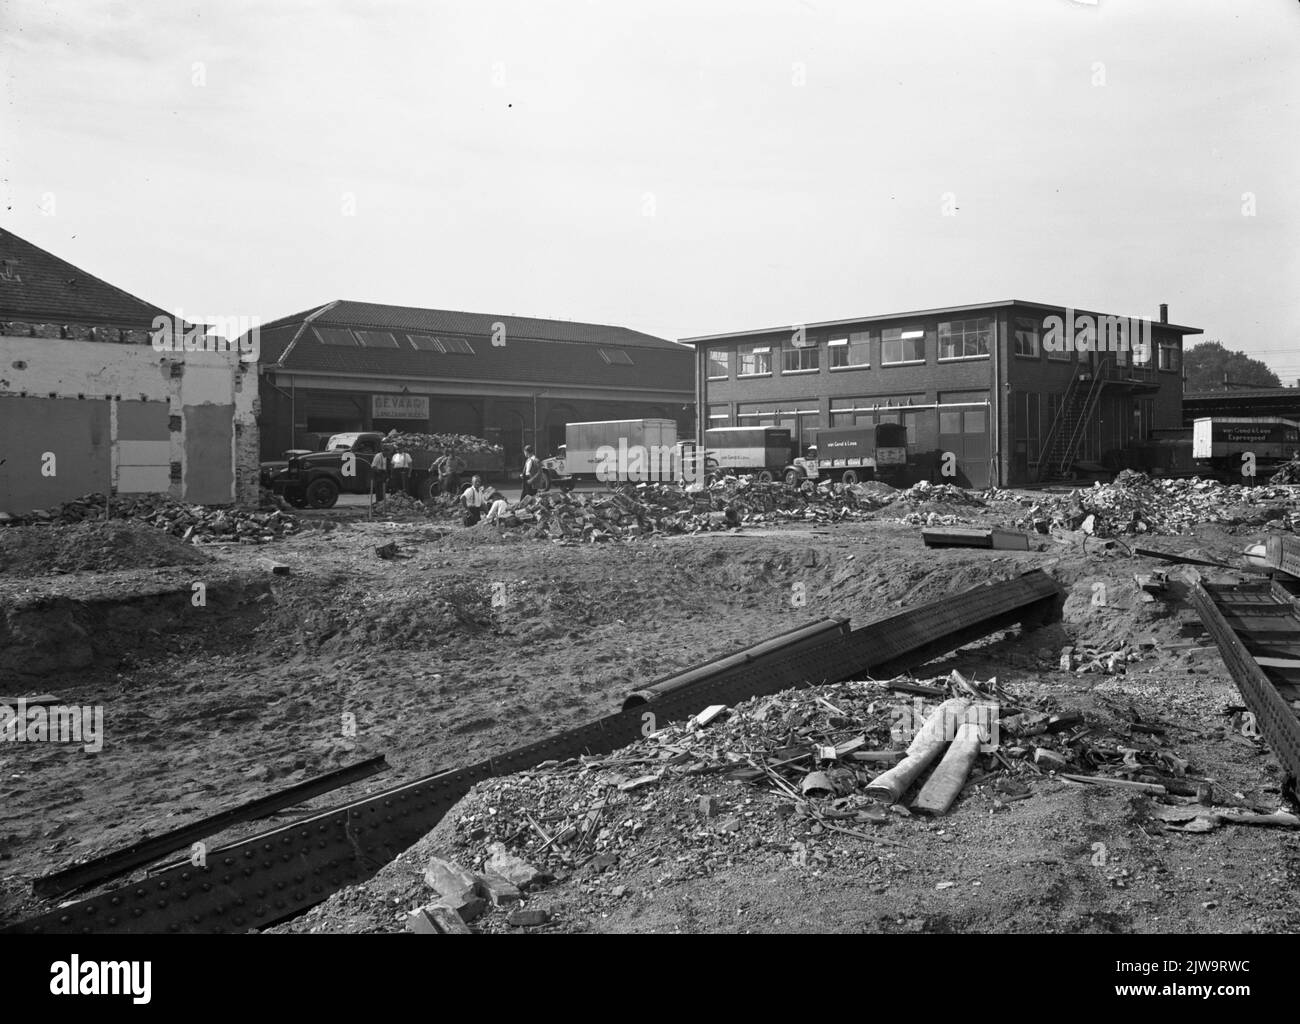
top-left (0, 521), bottom-right (212, 576)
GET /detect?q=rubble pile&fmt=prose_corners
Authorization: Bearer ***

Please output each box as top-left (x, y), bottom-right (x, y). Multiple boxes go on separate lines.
top-left (370, 492), bottom-right (433, 517)
top-left (1013, 470), bottom-right (1300, 537)
top-left (404, 671), bottom-right (1235, 931)
top-left (1271, 458), bottom-right (1300, 485)
top-left (490, 487), bottom-right (739, 541)
top-left (0, 492), bottom-right (303, 544)
top-left (381, 430), bottom-right (502, 454)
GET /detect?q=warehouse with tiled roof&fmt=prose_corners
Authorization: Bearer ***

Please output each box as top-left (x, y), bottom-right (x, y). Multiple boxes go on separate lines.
top-left (256, 300), bottom-right (694, 461)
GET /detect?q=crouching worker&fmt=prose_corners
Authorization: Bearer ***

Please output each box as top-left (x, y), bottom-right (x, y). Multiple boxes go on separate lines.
top-left (484, 488), bottom-right (510, 525)
top-left (460, 474), bottom-right (490, 526)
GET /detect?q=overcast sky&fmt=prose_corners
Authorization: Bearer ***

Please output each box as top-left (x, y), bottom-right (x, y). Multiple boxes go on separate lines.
top-left (2, 0), bottom-right (1297, 378)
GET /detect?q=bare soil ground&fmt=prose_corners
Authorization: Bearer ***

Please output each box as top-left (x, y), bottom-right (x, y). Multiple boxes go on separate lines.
top-left (2, 494), bottom-right (1298, 932)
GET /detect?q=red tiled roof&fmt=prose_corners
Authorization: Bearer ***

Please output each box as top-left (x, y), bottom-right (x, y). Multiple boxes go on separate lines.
top-left (261, 300), bottom-right (693, 391)
top-left (0, 228), bottom-right (173, 328)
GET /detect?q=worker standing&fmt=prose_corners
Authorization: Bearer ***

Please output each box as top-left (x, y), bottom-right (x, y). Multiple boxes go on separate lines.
top-left (460, 474), bottom-right (489, 526)
top-left (390, 448), bottom-right (413, 495)
top-left (520, 445), bottom-right (542, 498)
top-left (370, 445), bottom-right (389, 503)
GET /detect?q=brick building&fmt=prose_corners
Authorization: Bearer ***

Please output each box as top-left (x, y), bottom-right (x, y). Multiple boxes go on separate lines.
top-left (256, 300), bottom-right (694, 463)
top-left (684, 300), bottom-right (1200, 487)
top-left (0, 228), bottom-right (258, 515)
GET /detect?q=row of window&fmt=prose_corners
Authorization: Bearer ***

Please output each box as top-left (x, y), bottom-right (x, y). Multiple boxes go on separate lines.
top-left (313, 327), bottom-right (637, 366)
top-left (707, 317), bottom-right (1183, 378)
top-left (1012, 317), bottom-right (1181, 370)
top-left (710, 320), bottom-right (991, 378)
top-left (315, 327), bottom-right (478, 354)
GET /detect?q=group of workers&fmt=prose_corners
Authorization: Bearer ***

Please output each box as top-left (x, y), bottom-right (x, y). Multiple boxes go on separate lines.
top-left (367, 443), bottom-right (543, 528)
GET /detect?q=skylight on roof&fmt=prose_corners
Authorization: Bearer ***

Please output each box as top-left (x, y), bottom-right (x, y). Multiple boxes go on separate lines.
top-left (355, 330), bottom-right (399, 348)
top-left (599, 348), bottom-right (634, 365)
top-left (314, 327), bottom-right (359, 346)
top-left (407, 334), bottom-right (445, 352)
top-left (440, 336), bottom-right (474, 355)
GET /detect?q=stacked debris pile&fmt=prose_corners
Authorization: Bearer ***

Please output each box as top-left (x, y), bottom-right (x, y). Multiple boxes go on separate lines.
top-left (0, 520), bottom-right (212, 575)
top-left (370, 492), bottom-right (434, 518)
top-left (383, 670), bottom-right (1251, 933)
top-left (488, 487), bottom-right (739, 541)
top-left (456, 476), bottom-right (1002, 541)
top-left (889, 480), bottom-right (987, 526)
top-left (382, 430), bottom-right (502, 454)
top-left (1059, 642), bottom-right (1153, 675)
top-left (1013, 470), bottom-right (1300, 536)
top-left (1271, 458), bottom-right (1300, 485)
top-left (0, 492), bottom-right (303, 544)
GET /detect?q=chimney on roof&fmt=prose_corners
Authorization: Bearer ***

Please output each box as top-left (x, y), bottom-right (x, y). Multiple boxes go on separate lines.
top-left (1158, 303), bottom-right (1168, 323)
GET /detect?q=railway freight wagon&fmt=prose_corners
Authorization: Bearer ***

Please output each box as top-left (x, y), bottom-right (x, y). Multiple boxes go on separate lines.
top-left (782, 424), bottom-right (908, 486)
top-left (702, 426), bottom-right (794, 482)
top-left (1192, 417), bottom-right (1300, 482)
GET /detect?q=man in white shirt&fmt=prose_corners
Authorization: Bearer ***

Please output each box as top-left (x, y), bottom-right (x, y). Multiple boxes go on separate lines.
top-left (390, 449), bottom-right (413, 495)
top-left (460, 475), bottom-right (489, 525)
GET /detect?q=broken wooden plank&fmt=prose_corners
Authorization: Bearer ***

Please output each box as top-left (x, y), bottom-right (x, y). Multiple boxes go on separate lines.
top-left (1059, 773), bottom-right (1166, 795)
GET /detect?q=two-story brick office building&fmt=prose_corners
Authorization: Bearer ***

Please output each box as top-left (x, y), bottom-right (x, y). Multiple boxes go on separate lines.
top-left (683, 300), bottom-right (1200, 487)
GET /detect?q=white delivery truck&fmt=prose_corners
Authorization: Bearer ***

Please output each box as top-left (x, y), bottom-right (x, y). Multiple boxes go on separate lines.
top-left (539, 419), bottom-right (710, 490)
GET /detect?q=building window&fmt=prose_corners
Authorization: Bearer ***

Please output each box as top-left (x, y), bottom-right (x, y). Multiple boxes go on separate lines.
top-left (782, 343), bottom-right (819, 373)
top-left (1158, 339), bottom-right (1180, 372)
top-left (881, 328), bottom-right (925, 365)
top-left (829, 331), bottom-right (870, 369)
top-left (1046, 328), bottom-right (1073, 362)
top-left (408, 334), bottom-right (444, 352)
top-left (1013, 317), bottom-right (1040, 358)
top-left (355, 330), bottom-right (399, 348)
top-left (707, 348), bottom-right (730, 379)
top-left (707, 403), bottom-right (730, 426)
top-left (440, 336), bottom-right (475, 355)
top-left (737, 343), bottom-right (772, 376)
top-left (314, 327), bottom-right (359, 346)
top-left (598, 348), bottom-right (634, 365)
top-left (938, 318), bottom-right (991, 360)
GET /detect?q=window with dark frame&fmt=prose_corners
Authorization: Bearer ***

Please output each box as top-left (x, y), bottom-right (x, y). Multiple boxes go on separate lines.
top-left (881, 327), bottom-right (925, 364)
top-left (938, 318), bottom-right (991, 359)
top-left (407, 334), bottom-right (445, 352)
top-left (1013, 317), bottom-right (1040, 358)
top-left (355, 330), bottom-right (399, 348)
top-left (314, 327), bottom-right (360, 346)
top-left (737, 343), bottom-right (772, 375)
top-left (829, 331), bottom-right (870, 369)
top-left (599, 348), bottom-right (634, 365)
top-left (440, 336), bottom-right (475, 355)
top-left (707, 348), bottom-right (730, 379)
top-left (782, 342), bottom-right (819, 373)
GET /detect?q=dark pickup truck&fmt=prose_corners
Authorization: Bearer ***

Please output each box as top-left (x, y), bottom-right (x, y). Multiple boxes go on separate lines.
top-left (268, 431), bottom-right (503, 509)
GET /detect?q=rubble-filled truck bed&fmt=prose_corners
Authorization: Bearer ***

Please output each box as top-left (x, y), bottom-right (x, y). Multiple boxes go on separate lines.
top-left (269, 430), bottom-right (504, 508)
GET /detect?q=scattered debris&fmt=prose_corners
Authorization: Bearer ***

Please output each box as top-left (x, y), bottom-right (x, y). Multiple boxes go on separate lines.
top-left (1013, 471), bottom-right (1300, 537)
top-left (1, 492), bottom-right (303, 544)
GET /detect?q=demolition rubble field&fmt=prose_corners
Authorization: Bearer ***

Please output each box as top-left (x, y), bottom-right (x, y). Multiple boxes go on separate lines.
top-left (2, 475), bottom-right (1300, 932)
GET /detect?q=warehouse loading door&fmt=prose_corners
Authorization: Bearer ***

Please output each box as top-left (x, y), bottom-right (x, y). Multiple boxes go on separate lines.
top-left (937, 405), bottom-right (990, 488)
